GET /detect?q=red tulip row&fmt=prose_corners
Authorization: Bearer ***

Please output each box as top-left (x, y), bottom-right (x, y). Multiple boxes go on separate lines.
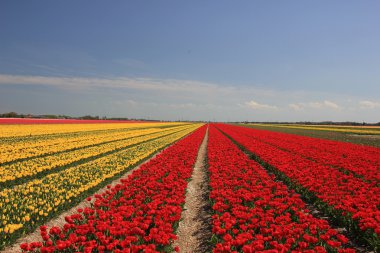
top-left (207, 125), bottom-right (355, 253)
top-left (234, 126), bottom-right (380, 183)
top-left (20, 125), bottom-right (207, 253)
top-left (216, 124), bottom-right (380, 250)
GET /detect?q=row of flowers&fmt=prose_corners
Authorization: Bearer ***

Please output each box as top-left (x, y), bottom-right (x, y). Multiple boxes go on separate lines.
top-left (1, 124), bottom-right (193, 187)
top-left (0, 121), bottom-right (174, 138)
top-left (237, 125), bottom-right (380, 183)
top-left (207, 125), bottom-right (355, 253)
top-left (19, 125), bottom-right (207, 252)
top-left (254, 124), bottom-right (380, 135)
top-left (0, 124), bottom-right (202, 250)
top-left (217, 124), bottom-right (380, 250)
top-left (0, 123), bottom-right (186, 165)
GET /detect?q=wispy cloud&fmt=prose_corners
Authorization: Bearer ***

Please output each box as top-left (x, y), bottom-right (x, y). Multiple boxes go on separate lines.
top-left (0, 74), bottom-right (234, 94)
top-left (289, 103), bottom-right (303, 111)
top-left (244, 100), bottom-right (278, 110)
top-left (323, 100), bottom-right (340, 110)
top-left (289, 100), bottom-right (341, 111)
top-left (112, 58), bottom-right (147, 69)
top-left (1, 74), bottom-right (379, 122)
top-left (359, 100), bottom-right (380, 109)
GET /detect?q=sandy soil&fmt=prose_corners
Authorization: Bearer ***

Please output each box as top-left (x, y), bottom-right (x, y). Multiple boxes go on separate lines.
top-left (350, 134), bottom-right (380, 139)
top-left (173, 128), bottom-right (212, 253)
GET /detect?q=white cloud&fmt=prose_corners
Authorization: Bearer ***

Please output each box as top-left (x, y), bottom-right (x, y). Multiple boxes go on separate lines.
top-left (289, 103), bottom-right (303, 111)
top-left (244, 100), bottom-right (278, 110)
top-left (359, 100), bottom-right (380, 109)
top-left (289, 100), bottom-right (341, 111)
top-left (0, 74), bottom-right (235, 94)
top-left (1, 74), bottom-right (379, 122)
top-left (323, 100), bottom-right (340, 110)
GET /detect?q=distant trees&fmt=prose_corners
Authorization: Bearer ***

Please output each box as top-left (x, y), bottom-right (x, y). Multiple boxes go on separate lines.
top-left (0, 112), bottom-right (22, 118)
top-left (79, 115), bottom-right (100, 120)
top-left (0, 112), bottom-right (135, 121)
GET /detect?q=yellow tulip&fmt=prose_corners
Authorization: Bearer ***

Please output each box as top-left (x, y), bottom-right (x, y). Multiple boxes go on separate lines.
top-left (0, 122), bottom-right (202, 249)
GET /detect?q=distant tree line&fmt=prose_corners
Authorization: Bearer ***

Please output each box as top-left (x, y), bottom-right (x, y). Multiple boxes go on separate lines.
top-left (0, 112), bottom-right (73, 119)
top-left (1, 112), bottom-right (378, 125)
top-left (0, 112), bottom-right (163, 122)
top-left (0, 112), bottom-right (19, 118)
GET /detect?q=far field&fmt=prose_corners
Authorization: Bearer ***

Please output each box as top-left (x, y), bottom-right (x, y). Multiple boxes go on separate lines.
top-left (0, 121), bottom-right (203, 250)
top-left (240, 123), bottom-right (380, 148)
top-left (2, 120), bottom-right (380, 252)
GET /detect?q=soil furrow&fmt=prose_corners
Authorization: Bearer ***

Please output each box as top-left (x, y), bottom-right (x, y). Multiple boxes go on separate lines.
top-left (174, 127), bottom-right (212, 253)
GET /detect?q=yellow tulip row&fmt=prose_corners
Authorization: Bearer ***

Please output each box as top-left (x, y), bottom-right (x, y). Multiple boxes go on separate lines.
top-left (0, 123), bottom-right (202, 247)
top-left (0, 122), bottom-right (183, 138)
top-left (0, 124), bottom-right (194, 185)
top-left (252, 123), bottom-right (380, 135)
top-left (0, 123), bottom-right (189, 164)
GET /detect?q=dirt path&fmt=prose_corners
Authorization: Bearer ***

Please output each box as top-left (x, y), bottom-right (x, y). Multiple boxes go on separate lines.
top-left (2, 131), bottom-right (196, 253)
top-left (174, 127), bottom-right (212, 253)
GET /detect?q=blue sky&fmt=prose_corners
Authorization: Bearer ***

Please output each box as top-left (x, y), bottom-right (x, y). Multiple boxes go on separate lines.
top-left (1, 1), bottom-right (380, 122)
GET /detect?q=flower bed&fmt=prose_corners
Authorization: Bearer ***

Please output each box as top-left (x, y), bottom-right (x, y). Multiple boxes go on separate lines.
top-left (217, 123), bottom-right (380, 250)
top-left (20, 125), bottom-right (206, 252)
top-left (208, 125), bottom-right (354, 253)
top-left (234, 125), bottom-right (380, 183)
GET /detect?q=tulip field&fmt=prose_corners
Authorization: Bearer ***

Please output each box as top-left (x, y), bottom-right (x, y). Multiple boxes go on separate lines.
top-left (214, 124), bottom-right (380, 252)
top-left (1, 121), bottom-right (379, 252)
top-left (0, 122), bottom-right (203, 250)
top-left (251, 123), bottom-right (380, 136)
top-left (246, 123), bottom-right (380, 148)
top-left (208, 125), bottom-right (355, 253)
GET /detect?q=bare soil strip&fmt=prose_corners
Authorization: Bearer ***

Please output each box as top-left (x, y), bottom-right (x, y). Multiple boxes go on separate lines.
top-left (350, 134), bottom-right (380, 139)
top-left (2, 129), bottom-right (199, 253)
top-left (174, 128), bottom-right (212, 253)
